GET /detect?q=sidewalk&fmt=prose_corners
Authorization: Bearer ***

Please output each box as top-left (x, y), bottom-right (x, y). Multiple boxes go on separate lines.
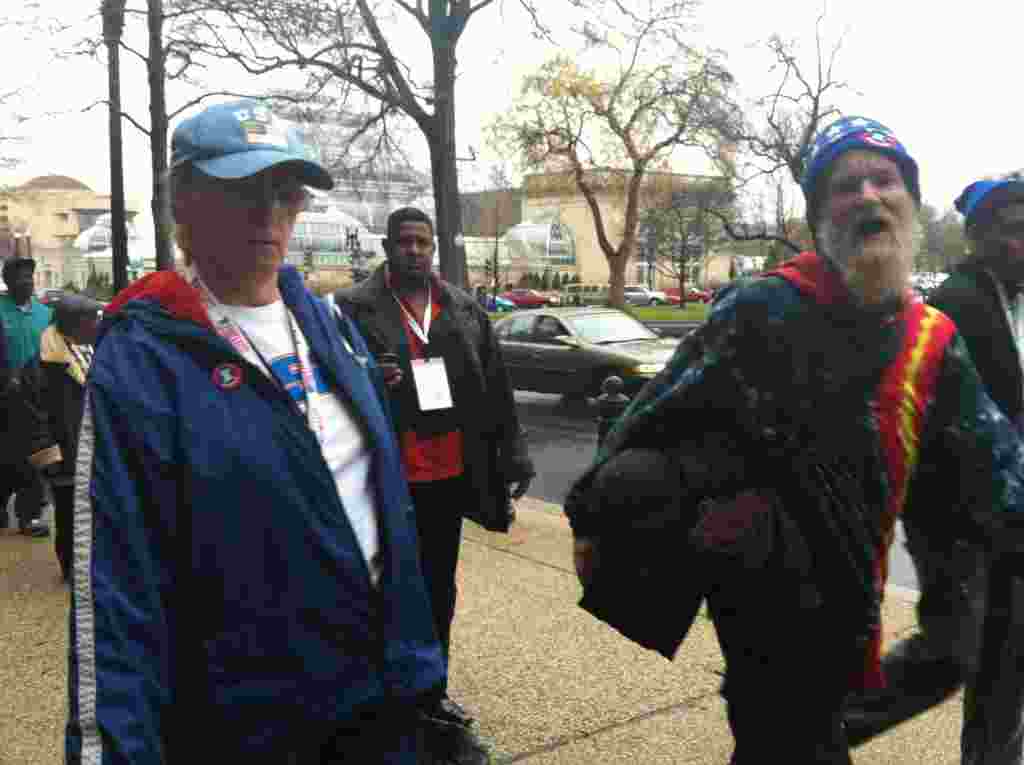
top-left (0, 499), bottom-right (963, 765)
top-left (453, 498), bottom-right (964, 764)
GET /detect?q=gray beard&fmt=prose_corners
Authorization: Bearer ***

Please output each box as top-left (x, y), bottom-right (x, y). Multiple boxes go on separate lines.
top-left (817, 219), bottom-right (915, 308)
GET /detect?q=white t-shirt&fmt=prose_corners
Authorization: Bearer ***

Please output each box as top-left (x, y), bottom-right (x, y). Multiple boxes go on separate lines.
top-left (210, 300), bottom-right (382, 584)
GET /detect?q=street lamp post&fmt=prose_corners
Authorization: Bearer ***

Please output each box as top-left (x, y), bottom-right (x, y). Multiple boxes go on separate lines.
top-left (101, 0), bottom-right (129, 293)
top-left (346, 227), bottom-right (363, 283)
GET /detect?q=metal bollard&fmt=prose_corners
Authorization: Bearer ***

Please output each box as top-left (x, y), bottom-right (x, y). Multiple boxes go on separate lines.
top-left (594, 375), bottom-right (630, 447)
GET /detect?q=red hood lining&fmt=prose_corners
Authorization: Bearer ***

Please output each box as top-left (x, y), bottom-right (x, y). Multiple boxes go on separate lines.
top-left (103, 271), bottom-right (213, 329)
top-left (766, 251), bottom-right (850, 304)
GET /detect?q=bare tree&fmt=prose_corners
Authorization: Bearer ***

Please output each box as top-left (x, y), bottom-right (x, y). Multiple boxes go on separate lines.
top-left (490, 0), bottom-right (741, 307)
top-left (74, 0), bottom-right (308, 271)
top-left (640, 180), bottom-right (734, 298)
top-left (165, 0), bottom-right (548, 288)
top-left (723, 10), bottom-right (855, 254)
top-left (0, 6), bottom-right (78, 171)
top-left (0, 89), bottom-right (30, 171)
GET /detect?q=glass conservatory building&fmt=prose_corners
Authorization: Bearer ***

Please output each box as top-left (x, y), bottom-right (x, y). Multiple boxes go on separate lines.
top-left (501, 221), bottom-right (577, 277)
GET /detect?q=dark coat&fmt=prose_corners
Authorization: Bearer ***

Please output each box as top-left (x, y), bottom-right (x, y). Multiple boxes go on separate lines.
top-left (1, 359), bottom-right (58, 474)
top-left (566, 252), bottom-right (1024, 679)
top-left (39, 326), bottom-right (88, 487)
top-left (928, 266), bottom-right (1023, 421)
top-left (336, 266), bottom-right (532, 532)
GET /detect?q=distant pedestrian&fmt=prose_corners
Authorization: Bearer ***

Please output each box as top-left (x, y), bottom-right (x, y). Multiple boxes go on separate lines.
top-left (566, 116), bottom-right (1024, 764)
top-left (38, 294), bottom-right (101, 582)
top-left (0, 253), bottom-right (53, 536)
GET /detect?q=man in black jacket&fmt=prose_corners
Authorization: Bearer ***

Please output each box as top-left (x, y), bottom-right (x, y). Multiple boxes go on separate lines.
top-left (922, 174), bottom-right (1024, 764)
top-left (336, 207), bottom-right (534, 765)
top-left (843, 174), bottom-right (1024, 758)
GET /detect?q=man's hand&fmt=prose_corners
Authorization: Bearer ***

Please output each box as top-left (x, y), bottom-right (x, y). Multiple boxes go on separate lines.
top-left (380, 366), bottom-right (404, 387)
top-left (505, 454), bottom-right (535, 500)
top-left (508, 476), bottom-right (532, 500)
top-left (573, 537), bottom-right (599, 586)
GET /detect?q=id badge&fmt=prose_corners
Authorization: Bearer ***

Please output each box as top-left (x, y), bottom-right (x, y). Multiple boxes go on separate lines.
top-left (411, 357), bottom-right (454, 411)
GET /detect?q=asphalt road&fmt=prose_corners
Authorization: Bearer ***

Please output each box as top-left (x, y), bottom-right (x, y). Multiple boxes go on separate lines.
top-left (514, 390), bottom-right (919, 593)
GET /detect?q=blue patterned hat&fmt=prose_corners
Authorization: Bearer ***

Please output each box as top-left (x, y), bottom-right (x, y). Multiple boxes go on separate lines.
top-left (802, 116), bottom-right (920, 227)
top-left (955, 171), bottom-right (1024, 231)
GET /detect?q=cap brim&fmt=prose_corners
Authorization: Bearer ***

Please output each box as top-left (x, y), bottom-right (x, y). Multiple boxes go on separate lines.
top-left (193, 151), bottom-right (334, 190)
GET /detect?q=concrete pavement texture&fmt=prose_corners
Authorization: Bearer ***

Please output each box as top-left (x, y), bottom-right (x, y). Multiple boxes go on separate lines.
top-left (0, 498), bottom-right (963, 764)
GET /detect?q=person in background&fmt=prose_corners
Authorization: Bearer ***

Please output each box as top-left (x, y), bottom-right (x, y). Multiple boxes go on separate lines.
top-left (65, 99), bottom-right (444, 765)
top-left (0, 253), bottom-right (53, 536)
top-left (336, 207), bottom-right (534, 764)
top-left (564, 116), bottom-right (1024, 764)
top-left (924, 173), bottom-right (1024, 764)
top-left (39, 294), bottom-right (102, 582)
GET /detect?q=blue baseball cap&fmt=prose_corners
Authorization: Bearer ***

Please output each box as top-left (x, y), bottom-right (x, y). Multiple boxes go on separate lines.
top-left (955, 172), bottom-right (1024, 231)
top-left (802, 116), bottom-right (920, 227)
top-left (171, 99), bottom-right (333, 190)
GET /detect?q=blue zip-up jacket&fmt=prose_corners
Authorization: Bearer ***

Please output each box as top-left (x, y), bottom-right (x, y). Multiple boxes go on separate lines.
top-left (66, 266), bottom-right (444, 765)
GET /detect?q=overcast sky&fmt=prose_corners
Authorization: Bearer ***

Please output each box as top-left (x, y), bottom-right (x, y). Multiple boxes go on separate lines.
top-left (2, 1), bottom-right (1021, 223)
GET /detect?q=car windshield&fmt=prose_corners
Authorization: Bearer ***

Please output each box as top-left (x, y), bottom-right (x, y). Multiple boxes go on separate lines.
top-left (567, 312), bottom-right (658, 344)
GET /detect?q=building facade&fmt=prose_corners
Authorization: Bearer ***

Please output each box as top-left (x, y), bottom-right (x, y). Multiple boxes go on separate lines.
top-left (0, 175), bottom-right (140, 289)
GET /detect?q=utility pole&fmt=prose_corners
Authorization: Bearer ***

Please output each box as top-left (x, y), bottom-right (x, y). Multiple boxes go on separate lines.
top-left (102, 0), bottom-right (129, 292)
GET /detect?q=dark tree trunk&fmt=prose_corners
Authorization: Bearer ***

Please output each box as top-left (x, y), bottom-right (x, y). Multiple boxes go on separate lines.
top-left (103, 0), bottom-right (129, 293)
top-left (429, 33), bottom-right (466, 288)
top-left (148, 0), bottom-right (173, 271)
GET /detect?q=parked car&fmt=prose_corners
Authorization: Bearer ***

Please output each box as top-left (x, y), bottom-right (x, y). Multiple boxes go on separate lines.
top-left (485, 294), bottom-right (516, 312)
top-left (622, 285), bottom-right (668, 306)
top-left (664, 286), bottom-right (712, 304)
top-left (493, 307), bottom-right (678, 398)
top-left (500, 288), bottom-right (559, 308)
top-left (539, 291), bottom-right (562, 306)
top-left (561, 283), bottom-right (610, 306)
top-left (38, 289), bottom-right (67, 306)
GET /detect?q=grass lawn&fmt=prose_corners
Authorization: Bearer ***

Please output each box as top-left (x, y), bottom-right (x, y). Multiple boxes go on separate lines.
top-left (630, 303), bottom-right (709, 322)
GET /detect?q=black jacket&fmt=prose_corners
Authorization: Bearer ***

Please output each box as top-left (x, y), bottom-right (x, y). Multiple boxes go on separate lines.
top-left (39, 326), bottom-right (89, 486)
top-left (928, 266), bottom-right (1023, 421)
top-left (1, 360), bottom-right (59, 473)
top-left (336, 267), bottom-right (533, 532)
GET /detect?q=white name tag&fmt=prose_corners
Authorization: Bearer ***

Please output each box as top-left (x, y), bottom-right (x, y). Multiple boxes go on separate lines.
top-left (411, 357), bottom-right (454, 411)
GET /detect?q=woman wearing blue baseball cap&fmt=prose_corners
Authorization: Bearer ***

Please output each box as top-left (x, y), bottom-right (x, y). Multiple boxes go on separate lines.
top-left (64, 100), bottom-right (446, 765)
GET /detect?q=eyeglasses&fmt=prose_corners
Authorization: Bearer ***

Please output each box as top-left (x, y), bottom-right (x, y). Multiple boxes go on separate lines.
top-left (193, 174), bottom-right (310, 211)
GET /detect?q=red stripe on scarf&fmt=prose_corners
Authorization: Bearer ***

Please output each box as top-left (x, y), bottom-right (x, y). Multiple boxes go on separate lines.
top-left (859, 303), bottom-right (955, 690)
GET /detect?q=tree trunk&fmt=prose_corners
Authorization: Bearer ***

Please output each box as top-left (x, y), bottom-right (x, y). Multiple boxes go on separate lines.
top-left (103, 1), bottom-right (129, 293)
top-left (148, 0), bottom-right (173, 271)
top-left (607, 250), bottom-right (628, 307)
top-left (429, 39), bottom-right (466, 288)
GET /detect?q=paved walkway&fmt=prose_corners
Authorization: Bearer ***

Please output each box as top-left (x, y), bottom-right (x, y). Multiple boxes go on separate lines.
top-left (0, 498), bottom-right (964, 764)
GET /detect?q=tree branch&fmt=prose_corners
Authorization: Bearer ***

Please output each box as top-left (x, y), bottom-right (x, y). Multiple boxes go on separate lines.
top-left (81, 100), bottom-right (152, 137)
top-left (709, 208), bottom-right (800, 254)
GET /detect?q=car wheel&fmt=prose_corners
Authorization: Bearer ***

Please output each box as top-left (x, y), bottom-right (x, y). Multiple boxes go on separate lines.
top-left (649, 298), bottom-right (659, 306)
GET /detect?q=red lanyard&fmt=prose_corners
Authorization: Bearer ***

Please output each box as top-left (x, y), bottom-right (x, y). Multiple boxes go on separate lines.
top-left (194, 273), bottom-right (325, 442)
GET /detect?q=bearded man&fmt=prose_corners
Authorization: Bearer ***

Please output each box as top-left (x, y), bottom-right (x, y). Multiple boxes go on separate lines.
top-left (563, 117), bottom-right (1024, 764)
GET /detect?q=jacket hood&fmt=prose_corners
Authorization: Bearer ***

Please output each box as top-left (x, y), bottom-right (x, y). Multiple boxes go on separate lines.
top-left (99, 266), bottom-right (316, 344)
top-left (767, 250), bottom-right (916, 316)
top-left (102, 270), bottom-right (213, 339)
top-left (766, 251), bottom-right (851, 305)
top-left (343, 264), bottom-right (457, 307)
